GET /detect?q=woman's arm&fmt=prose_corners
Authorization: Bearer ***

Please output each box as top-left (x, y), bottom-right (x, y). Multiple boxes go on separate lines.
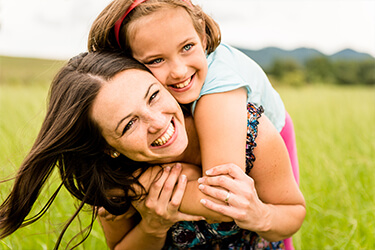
top-left (99, 165), bottom-right (204, 250)
top-left (198, 115), bottom-right (306, 241)
top-left (137, 163), bottom-right (232, 222)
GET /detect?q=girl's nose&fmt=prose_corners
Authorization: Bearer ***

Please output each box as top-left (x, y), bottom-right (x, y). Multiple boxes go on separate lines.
top-left (169, 58), bottom-right (187, 80)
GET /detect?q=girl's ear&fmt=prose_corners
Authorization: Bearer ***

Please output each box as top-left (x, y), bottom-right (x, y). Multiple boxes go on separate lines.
top-left (199, 19), bottom-right (207, 50)
top-left (104, 148), bottom-right (120, 158)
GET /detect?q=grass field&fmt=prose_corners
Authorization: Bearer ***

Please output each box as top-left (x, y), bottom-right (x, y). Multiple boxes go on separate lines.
top-left (1, 57), bottom-right (374, 249)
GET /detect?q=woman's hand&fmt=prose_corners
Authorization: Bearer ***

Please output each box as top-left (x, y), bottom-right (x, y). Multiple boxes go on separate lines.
top-left (134, 163), bottom-right (205, 237)
top-left (197, 163), bottom-right (270, 232)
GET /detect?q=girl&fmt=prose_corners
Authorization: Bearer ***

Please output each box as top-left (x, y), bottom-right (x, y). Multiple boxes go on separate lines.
top-left (0, 52), bottom-right (305, 249)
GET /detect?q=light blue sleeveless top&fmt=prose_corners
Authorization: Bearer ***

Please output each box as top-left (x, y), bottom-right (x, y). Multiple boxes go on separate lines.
top-left (192, 43), bottom-right (285, 132)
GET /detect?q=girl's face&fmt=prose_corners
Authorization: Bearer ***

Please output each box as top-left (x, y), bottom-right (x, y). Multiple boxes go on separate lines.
top-left (129, 7), bottom-right (208, 105)
top-left (91, 69), bottom-right (188, 164)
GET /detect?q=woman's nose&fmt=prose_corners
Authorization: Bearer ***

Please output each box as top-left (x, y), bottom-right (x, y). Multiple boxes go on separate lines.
top-left (146, 112), bottom-right (167, 134)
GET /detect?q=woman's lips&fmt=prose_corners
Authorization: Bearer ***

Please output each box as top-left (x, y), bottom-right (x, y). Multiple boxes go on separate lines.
top-left (151, 119), bottom-right (176, 147)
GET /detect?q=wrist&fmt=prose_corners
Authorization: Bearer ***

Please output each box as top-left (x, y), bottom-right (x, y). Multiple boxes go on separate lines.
top-left (257, 203), bottom-right (273, 233)
top-left (138, 220), bottom-right (169, 239)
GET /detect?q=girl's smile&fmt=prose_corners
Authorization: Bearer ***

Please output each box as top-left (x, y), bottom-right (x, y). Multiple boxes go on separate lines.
top-left (169, 74), bottom-right (194, 92)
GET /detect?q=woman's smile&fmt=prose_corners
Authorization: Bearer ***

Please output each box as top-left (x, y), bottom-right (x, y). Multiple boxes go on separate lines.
top-left (151, 118), bottom-right (176, 147)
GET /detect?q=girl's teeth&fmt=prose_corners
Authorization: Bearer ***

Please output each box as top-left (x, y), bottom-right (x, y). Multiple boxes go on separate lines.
top-left (174, 78), bottom-right (191, 89)
top-left (152, 122), bottom-right (175, 146)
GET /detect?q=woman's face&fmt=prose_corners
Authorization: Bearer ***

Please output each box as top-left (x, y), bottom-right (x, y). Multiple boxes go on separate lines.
top-left (91, 69), bottom-right (188, 164)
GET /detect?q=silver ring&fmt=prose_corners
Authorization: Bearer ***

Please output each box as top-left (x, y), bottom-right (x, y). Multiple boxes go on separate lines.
top-left (224, 191), bottom-right (231, 203)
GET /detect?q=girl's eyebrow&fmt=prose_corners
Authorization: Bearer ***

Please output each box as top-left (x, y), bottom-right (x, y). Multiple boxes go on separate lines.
top-left (178, 37), bottom-right (194, 47)
top-left (115, 82), bottom-right (157, 133)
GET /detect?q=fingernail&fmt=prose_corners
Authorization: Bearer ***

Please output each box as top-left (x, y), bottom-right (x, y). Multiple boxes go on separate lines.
top-left (200, 199), bottom-right (206, 205)
top-left (175, 163), bottom-right (181, 169)
top-left (165, 166), bottom-right (171, 172)
top-left (198, 177), bottom-right (204, 183)
top-left (205, 169), bottom-right (212, 175)
top-left (181, 174), bottom-right (186, 182)
top-left (198, 184), bottom-right (204, 190)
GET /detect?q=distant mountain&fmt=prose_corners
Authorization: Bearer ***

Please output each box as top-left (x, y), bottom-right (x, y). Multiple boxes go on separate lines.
top-left (235, 46), bottom-right (375, 69)
top-left (330, 48), bottom-right (374, 61)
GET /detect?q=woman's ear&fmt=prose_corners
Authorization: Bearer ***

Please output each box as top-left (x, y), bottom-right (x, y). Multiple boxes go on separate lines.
top-left (104, 148), bottom-right (120, 158)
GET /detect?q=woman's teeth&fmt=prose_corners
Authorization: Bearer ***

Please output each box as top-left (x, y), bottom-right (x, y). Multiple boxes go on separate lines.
top-left (152, 122), bottom-right (175, 146)
top-left (173, 78), bottom-right (191, 89)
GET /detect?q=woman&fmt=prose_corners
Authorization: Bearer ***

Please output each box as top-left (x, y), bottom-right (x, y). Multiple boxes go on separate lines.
top-left (0, 51), bottom-right (305, 249)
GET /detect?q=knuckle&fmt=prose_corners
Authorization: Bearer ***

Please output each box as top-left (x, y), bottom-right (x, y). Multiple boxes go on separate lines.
top-left (153, 181), bottom-right (163, 189)
top-left (169, 200), bottom-right (179, 208)
top-left (217, 206), bottom-right (226, 214)
top-left (237, 211), bottom-right (247, 221)
top-left (163, 183), bottom-right (174, 192)
top-left (144, 199), bottom-right (153, 209)
top-left (218, 176), bottom-right (225, 185)
top-left (155, 208), bottom-right (164, 216)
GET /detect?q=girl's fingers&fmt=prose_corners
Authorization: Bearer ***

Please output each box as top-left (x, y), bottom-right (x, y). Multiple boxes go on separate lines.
top-left (200, 198), bottom-right (237, 218)
top-left (205, 163), bottom-right (245, 179)
top-left (198, 183), bottom-right (229, 202)
top-left (198, 175), bottom-right (239, 193)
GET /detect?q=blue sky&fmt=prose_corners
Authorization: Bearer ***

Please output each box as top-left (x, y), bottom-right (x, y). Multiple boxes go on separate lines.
top-left (0, 0), bottom-right (374, 59)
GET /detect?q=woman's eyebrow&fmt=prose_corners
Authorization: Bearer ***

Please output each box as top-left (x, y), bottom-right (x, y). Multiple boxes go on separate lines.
top-left (115, 113), bottom-right (132, 133)
top-left (144, 83), bottom-right (156, 99)
top-left (115, 82), bottom-right (157, 133)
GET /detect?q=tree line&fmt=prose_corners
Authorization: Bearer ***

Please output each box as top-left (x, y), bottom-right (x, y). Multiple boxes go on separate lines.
top-left (265, 56), bottom-right (375, 86)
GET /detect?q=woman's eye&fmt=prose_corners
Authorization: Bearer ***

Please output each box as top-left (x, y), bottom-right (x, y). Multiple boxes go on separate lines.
top-left (183, 44), bottom-right (193, 51)
top-left (150, 90), bottom-right (160, 103)
top-left (122, 118), bottom-right (136, 135)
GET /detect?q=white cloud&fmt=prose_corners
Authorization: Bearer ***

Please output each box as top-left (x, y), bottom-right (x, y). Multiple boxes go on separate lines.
top-left (0, 0), bottom-right (374, 59)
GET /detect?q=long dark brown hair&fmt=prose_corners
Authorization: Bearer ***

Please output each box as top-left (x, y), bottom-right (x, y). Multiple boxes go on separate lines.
top-left (88, 0), bottom-right (221, 55)
top-left (0, 52), bottom-right (152, 248)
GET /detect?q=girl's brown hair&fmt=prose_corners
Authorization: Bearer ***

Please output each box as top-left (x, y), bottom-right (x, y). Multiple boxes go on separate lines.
top-left (88, 0), bottom-right (221, 55)
top-left (0, 52), bottom-right (151, 248)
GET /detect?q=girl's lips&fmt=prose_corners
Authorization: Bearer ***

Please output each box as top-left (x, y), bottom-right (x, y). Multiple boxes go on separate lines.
top-left (168, 74), bottom-right (194, 92)
top-left (150, 118), bottom-right (178, 148)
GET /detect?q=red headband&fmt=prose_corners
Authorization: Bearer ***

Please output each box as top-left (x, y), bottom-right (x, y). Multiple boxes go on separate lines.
top-left (114, 0), bottom-right (192, 48)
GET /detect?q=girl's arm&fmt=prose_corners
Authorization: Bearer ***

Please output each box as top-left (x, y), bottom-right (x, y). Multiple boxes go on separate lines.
top-left (193, 87), bottom-right (248, 174)
top-left (179, 87), bottom-right (248, 217)
top-left (198, 115), bottom-right (306, 242)
top-left (136, 163), bottom-right (233, 222)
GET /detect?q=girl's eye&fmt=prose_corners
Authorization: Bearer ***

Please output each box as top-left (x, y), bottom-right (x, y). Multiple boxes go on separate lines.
top-left (149, 90), bottom-right (159, 103)
top-left (122, 118), bottom-right (137, 135)
top-left (183, 44), bottom-right (193, 51)
top-left (147, 58), bottom-right (163, 65)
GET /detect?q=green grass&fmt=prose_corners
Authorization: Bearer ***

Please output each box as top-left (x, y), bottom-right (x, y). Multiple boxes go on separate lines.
top-left (277, 85), bottom-right (375, 249)
top-left (0, 57), bottom-right (374, 249)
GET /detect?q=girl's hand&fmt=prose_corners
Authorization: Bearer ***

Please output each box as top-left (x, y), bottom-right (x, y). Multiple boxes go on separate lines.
top-left (134, 163), bottom-right (205, 236)
top-left (197, 163), bottom-right (270, 232)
